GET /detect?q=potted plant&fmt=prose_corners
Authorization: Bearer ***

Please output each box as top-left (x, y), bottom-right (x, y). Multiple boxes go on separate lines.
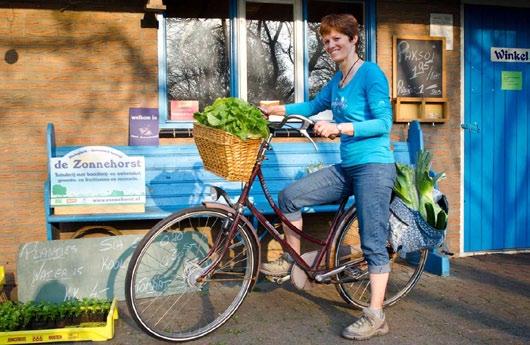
top-left (193, 97), bottom-right (270, 181)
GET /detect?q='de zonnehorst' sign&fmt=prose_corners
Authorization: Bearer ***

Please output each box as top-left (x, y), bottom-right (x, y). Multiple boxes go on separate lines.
top-left (50, 146), bottom-right (145, 206)
top-left (491, 47), bottom-right (530, 62)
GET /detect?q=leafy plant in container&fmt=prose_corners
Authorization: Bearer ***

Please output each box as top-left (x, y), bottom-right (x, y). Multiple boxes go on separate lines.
top-left (79, 298), bottom-right (92, 323)
top-left (0, 298), bottom-right (113, 332)
top-left (62, 298), bottom-right (82, 326)
top-left (193, 97), bottom-right (270, 181)
top-left (90, 299), bottom-right (111, 322)
top-left (393, 150), bottom-right (447, 230)
top-left (193, 97), bottom-right (269, 140)
top-left (30, 301), bottom-right (59, 330)
top-left (0, 301), bottom-right (20, 332)
top-left (19, 301), bottom-right (36, 330)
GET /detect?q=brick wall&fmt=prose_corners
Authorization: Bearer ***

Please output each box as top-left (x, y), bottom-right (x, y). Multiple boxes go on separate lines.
top-left (0, 1), bottom-right (463, 283)
top-left (0, 6), bottom-right (158, 277)
top-left (378, 0), bottom-right (462, 254)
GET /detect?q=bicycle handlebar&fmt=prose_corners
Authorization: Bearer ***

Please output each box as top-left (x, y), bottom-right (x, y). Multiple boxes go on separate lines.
top-left (269, 115), bottom-right (318, 151)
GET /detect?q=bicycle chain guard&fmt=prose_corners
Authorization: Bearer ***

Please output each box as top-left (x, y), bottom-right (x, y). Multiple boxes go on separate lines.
top-left (290, 250), bottom-right (319, 290)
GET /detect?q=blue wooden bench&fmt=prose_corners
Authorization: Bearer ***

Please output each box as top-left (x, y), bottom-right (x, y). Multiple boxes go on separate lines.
top-left (44, 121), bottom-right (448, 275)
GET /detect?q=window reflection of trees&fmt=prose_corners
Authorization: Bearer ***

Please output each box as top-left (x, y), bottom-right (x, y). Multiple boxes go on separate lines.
top-left (307, 23), bottom-right (365, 98)
top-left (166, 18), bottom-right (230, 110)
top-left (165, 5), bottom-right (366, 108)
top-left (246, 20), bottom-right (294, 105)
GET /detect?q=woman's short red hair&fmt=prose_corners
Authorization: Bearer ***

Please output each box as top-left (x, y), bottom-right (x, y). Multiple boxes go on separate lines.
top-left (320, 14), bottom-right (359, 49)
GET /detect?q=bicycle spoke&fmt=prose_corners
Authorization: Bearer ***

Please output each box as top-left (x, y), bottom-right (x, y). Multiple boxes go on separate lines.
top-left (126, 207), bottom-right (255, 341)
top-left (333, 211), bottom-right (427, 308)
top-left (153, 291), bottom-right (189, 326)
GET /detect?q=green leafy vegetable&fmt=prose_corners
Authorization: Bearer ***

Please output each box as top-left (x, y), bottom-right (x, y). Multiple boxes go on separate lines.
top-left (394, 150), bottom-right (447, 230)
top-left (194, 97), bottom-right (269, 140)
top-left (393, 163), bottom-right (419, 210)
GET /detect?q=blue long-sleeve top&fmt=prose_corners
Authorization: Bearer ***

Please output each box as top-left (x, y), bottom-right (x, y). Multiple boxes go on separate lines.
top-left (285, 62), bottom-right (394, 167)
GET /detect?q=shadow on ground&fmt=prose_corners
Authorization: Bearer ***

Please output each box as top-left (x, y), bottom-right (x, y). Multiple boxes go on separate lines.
top-left (71, 253), bottom-right (530, 345)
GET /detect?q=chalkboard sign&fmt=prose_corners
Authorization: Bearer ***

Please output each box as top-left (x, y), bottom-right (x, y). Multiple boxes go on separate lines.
top-left (17, 235), bottom-right (142, 303)
top-left (393, 36), bottom-right (445, 98)
top-left (17, 234), bottom-right (205, 303)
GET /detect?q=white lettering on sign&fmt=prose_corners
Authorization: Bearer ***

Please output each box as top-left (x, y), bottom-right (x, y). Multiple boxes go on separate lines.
top-left (491, 47), bottom-right (530, 62)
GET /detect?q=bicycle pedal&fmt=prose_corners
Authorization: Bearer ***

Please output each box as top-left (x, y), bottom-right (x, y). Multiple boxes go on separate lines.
top-left (343, 266), bottom-right (368, 280)
top-left (266, 275), bottom-right (291, 284)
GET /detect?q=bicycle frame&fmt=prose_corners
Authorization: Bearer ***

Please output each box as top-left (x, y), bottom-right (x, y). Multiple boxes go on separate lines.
top-left (201, 128), bottom-right (355, 282)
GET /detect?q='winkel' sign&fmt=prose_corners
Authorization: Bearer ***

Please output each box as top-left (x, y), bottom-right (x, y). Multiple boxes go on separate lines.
top-left (491, 47), bottom-right (530, 62)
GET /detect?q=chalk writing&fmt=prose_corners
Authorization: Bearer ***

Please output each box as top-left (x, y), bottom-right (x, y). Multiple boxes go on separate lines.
top-left (31, 261), bottom-right (72, 287)
top-left (19, 243), bottom-right (78, 262)
top-left (65, 287), bottom-right (80, 300)
top-left (89, 281), bottom-right (110, 298)
top-left (101, 256), bottom-right (126, 272)
top-left (99, 237), bottom-right (124, 252)
top-left (395, 38), bottom-right (443, 97)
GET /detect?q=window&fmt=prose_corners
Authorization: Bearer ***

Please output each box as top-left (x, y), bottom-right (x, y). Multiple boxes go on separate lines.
top-left (246, 2), bottom-right (295, 105)
top-left (164, 0), bottom-right (231, 125)
top-left (159, 0), bottom-right (369, 129)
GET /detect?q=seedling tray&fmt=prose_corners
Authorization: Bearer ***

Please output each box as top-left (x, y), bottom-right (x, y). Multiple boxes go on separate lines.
top-left (0, 299), bottom-right (118, 344)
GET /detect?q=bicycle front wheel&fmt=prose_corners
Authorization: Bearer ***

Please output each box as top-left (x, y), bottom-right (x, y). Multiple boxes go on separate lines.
top-left (125, 207), bottom-right (257, 342)
top-left (330, 209), bottom-right (427, 309)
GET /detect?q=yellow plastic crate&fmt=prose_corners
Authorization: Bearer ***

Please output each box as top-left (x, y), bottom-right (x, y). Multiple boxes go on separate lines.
top-left (0, 299), bottom-right (118, 344)
top-left (0, 266), bottom-right (4, 288)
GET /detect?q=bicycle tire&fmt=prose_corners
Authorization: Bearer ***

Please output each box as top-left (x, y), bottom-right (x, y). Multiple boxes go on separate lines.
top-left (329, 208), bottom-right (427, 309)
top-left (125, 206), bottom-right (258, 342)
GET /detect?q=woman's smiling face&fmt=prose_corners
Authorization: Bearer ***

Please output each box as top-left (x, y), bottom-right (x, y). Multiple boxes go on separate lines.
top-left (322, 29), bottom-right (356, 63)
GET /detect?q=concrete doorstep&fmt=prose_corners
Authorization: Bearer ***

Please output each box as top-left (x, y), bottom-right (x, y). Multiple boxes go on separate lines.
top-left (74, 253), bottom-right (529, 345)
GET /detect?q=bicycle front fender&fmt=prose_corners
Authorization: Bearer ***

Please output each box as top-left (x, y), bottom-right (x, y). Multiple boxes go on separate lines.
top-left (202, 201), bottom-right (261, 289)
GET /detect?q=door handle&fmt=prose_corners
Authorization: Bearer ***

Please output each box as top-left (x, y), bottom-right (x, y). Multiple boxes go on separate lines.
top-left (461, 122), bottom-right (480, 133)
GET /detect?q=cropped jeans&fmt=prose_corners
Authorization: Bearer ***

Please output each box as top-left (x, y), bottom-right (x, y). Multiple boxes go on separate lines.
top-left (278, 163), bottom-right (396, 273)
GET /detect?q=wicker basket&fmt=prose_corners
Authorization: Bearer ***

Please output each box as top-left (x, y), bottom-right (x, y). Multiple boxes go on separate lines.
top-left (193, 123), bottom-right (262, 181)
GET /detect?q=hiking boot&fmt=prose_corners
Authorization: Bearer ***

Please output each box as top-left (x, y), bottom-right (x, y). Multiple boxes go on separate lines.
top-left (260, 253), bottom-right (293, 276)
top-left (341, 308), bottom-right (389, 340)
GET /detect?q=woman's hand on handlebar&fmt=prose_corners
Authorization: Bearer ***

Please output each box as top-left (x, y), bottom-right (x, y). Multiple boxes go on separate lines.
top-left (259, 104), bottom-right (286, 117)
top-left (314, 121), bottom-right (340, 139)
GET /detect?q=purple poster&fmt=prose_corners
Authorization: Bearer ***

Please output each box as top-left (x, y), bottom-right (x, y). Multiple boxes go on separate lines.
top-left (129, 108), bottom-right (159, 146)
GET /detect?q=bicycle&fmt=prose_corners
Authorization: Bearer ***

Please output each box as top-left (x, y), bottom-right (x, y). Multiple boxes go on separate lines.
top-left (125, 115), bottom-right (428, 342)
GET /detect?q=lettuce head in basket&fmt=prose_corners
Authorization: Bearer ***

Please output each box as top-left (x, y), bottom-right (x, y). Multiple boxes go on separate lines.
top-left (194, 97), bottom-right (269, 140)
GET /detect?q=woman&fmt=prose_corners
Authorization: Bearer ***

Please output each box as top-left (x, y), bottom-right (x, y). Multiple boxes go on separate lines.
top-left (260, 14), bottom-right (395, 341)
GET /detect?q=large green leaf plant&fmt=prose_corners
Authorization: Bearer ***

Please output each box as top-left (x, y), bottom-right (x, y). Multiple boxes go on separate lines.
top-left (393, 150), bottom-right (447, 230)
top-left (194, 97), bottom-right (269, 141)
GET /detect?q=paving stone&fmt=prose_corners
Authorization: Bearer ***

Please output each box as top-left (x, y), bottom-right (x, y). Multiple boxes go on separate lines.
top-left (67, 253), bottom-right (530, 345)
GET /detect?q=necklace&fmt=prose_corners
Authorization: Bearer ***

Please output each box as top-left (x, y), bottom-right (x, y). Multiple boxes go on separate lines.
top-left (339, 57), bottom-right (361, 87)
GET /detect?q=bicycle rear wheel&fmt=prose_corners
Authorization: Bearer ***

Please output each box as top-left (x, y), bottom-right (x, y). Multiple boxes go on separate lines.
top-left (330, 209), bottom-right (427, 309)
top-left (125, 207), bottom-right (257, 342)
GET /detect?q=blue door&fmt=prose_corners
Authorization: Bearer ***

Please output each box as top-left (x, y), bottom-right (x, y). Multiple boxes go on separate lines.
top-left (464, 5), bottom-right (530, 252)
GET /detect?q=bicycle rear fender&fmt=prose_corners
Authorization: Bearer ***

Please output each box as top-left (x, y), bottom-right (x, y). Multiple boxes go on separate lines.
top-left (202, 201), bottom-right (261, 290)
